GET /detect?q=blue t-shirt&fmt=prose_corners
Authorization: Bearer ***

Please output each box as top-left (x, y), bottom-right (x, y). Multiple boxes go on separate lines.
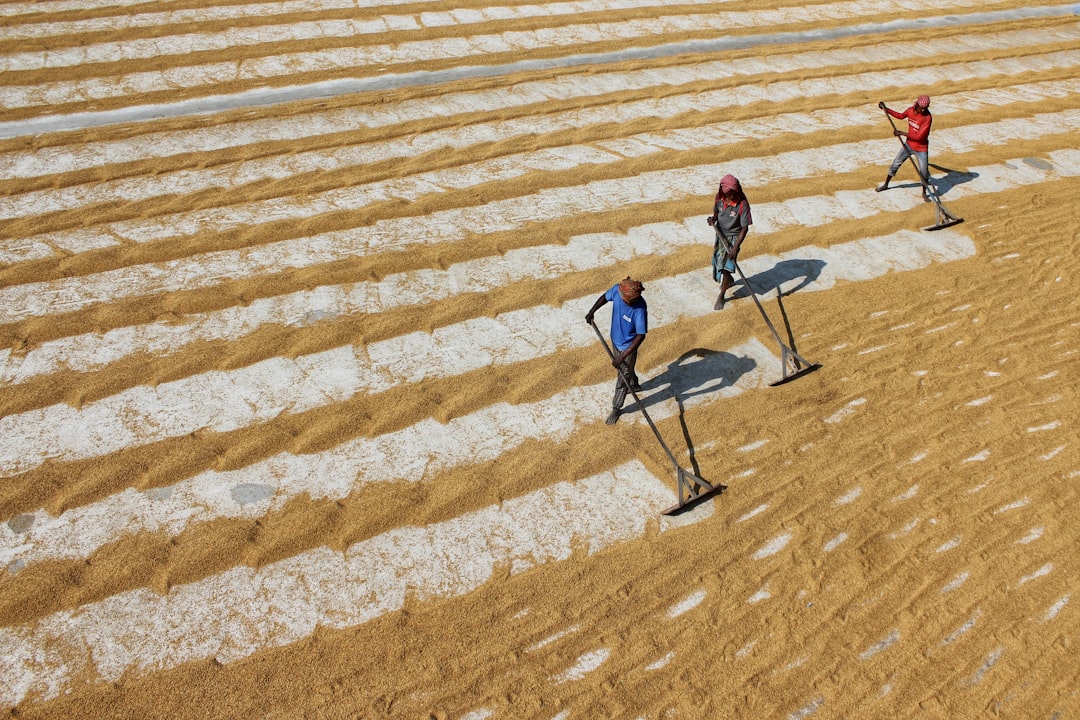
top-left (604, 284), bottom-right (648, 351)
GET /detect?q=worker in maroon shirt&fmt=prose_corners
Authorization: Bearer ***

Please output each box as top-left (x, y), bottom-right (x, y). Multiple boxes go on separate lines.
top-left (876, 95), bottom-right (933, 202)
top-left (706, 174), bottom-right (752, 310)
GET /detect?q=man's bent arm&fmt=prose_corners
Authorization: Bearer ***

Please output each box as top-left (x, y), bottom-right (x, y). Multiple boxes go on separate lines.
top-left (614, 333), bottom-right (645, 367)
top-left (584, 294), bottom-right (607, 324)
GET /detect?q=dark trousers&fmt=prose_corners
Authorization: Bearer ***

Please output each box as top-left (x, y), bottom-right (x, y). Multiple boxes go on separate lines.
top-left (612, 349), bottom-right (639, 411)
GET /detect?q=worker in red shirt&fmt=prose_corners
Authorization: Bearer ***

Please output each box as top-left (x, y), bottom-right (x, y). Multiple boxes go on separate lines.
top-left (876, 95), bottom-right (933, 202)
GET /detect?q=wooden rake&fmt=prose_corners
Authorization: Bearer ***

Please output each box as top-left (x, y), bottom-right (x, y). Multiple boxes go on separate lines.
top-left (715, 228), bottom-right (821, 386)
top-left (589, 320), bottom-right (725, 515)
top-left (882, 108), bottom-right (964, 231)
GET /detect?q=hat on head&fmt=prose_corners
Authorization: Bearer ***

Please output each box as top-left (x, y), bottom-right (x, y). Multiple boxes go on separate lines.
top-left (618, 276), bottom-right (644, 302)
top-left (916, 94), bottom-right (930, 108)
top-left (719, 174), bottom-right (741, 193)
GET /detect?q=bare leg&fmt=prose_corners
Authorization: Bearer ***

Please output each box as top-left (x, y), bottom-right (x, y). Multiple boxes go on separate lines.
top-left (876, 174), bottom-right (892, 192)
top-left (715, 270), bottom-right (733, 310)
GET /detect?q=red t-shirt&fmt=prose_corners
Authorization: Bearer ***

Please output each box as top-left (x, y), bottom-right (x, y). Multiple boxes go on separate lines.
top-left (887, 106), bottom-right (932, 152)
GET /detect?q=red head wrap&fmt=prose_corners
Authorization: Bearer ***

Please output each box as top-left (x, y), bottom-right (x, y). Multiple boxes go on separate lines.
top-left (618, 277), bottom-right (644, 302)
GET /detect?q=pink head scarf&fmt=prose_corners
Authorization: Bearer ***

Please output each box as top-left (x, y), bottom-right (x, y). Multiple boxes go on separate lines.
top-left (716, 174), bottom-right (744, 206)
top-left (916, 95), bottom-right (930, 108)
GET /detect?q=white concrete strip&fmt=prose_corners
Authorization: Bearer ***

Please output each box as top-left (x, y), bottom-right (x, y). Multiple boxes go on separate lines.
top-left (553, 648), bottom-right (610, 683)
top-left (4, 60), bottom-right (1078, 227)
top-left (0, 460), bottom-right (707, 706)
top-left (0, 0), bottom-right (469, 39)
top-left (2, 0), bottom-right (1024, 71)
top-left (0, 0), bottom-right (437, 19)
top-left (753, 532), bottom-right (791, 560)
top-left (859, 630), bottom-right (899, 660)
top-left (0, 219), bottom-right (702, 384)
top-left (1, 119), bottom-right (1076, 328)
top-left (526, 625), bottom-right (579, 652)
top-left (1, 24), bottom-right (1071, 177)
top-left (1017, 562), bottom-right (1054, 586)
top-left (0, 142), bottom-right (628, 224)
top-left (747, 586), bottom-right (770, 604)
top-left (1016, 527), bottom-right (1044, 545)
top-left (0, 0), bottom-right (195, 16)
top-left (0, 0), bottom-right (1026, 109)
top-left (0, 332), bottom-right (748, 571)
top-left (1044, 594), bottom-right (1069, 621)
top-left (666, 589), bottom-right (707, 618)
top-left (0, 227), bottom-right (973, 480)
top-left (1, 146), bottom-right (1058, 387)
top-left (2, 0), bottom-right (740, 46)
top-left (646, 652), bottom-right (674, 670)
top-left (3, 8), bottom-right (1075, 138)
top-left (823, 533), bottom-right (847, 552)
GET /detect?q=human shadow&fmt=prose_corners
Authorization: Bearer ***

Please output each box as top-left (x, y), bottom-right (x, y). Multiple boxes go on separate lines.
top-left (930, 164), bottom-right (979, 197)
top-left (893, 163), bottom-right (978, 197)
top-left (634, 348), bottom-right (757, 409)
top-left (728, 257), bottom-right (827, 300)
top-left (621, 348), bottom-right (757, 476)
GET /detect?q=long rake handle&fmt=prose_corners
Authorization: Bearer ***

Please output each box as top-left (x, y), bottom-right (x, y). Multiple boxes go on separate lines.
top-left (716, 229), bottom-right (792, 355)
top-left (589, 319), bottom-right (681, 470)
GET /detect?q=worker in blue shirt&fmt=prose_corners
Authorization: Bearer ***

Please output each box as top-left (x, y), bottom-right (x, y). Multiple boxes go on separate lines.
top-left (585, 277), bottom-right (648, 425)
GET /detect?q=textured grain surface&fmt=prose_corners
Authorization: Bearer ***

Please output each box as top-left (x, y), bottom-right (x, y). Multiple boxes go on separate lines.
top-left (1, 1), bottom-right (1078, 717)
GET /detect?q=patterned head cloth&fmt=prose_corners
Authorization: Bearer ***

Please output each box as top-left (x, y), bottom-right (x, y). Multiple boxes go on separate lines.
top-left (916, 94), bottom-right (930, 108)
top-left (719, 174), bottom-right (741, 194)
top-left (618, 276), bottom-right (644, 302)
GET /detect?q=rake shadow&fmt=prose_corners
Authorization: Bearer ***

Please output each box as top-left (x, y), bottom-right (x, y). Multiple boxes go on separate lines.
top-left (621, 348), bottom-right (757, 479)
top-left (729, 257), bottom-right (827, 300)
top-left (892, 164), bottom-right (979, 197)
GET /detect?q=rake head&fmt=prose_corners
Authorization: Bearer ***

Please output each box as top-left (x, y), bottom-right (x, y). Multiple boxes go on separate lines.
top-left (769, 361), bottom-right (822, 386)
top-left (923, 216), bottom-right (965, 232)
top-left (661, 467), bottom-right (726, 515)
